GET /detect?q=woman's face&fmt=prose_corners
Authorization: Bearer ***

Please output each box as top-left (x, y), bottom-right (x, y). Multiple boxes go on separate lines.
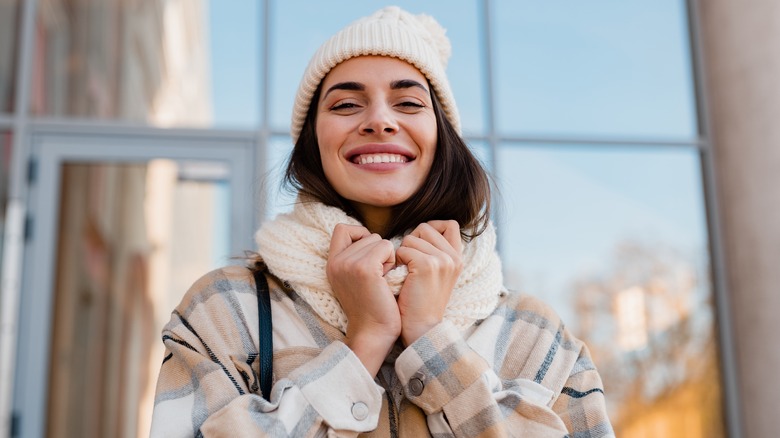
top-left (316, 56), bottom-right (438, 229)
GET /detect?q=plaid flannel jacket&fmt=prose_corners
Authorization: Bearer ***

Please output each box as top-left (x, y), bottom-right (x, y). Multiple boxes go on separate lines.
top-left (151, 265), bottom-right (615, 437)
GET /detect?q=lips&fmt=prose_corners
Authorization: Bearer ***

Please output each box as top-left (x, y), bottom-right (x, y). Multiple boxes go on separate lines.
top-left (346, 143), bottom-right (416, 165)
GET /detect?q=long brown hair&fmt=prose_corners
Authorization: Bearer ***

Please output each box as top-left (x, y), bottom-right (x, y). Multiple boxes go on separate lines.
top-left (284, 82), bottom-right (491, 240)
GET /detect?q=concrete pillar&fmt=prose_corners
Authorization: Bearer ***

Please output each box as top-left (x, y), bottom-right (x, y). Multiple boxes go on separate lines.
top-left (697, 1), bottom-right (780, 437)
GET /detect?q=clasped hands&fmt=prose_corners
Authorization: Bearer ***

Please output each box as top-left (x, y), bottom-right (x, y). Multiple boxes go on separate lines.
top-left (326, 220), bottom-right (463, 376)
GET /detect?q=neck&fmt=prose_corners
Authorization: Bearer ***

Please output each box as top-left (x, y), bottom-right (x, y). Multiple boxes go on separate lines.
top-left (354, 203), bottom-right (392, 236)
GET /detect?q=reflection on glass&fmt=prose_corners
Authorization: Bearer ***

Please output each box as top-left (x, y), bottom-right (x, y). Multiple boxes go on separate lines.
top-left (272, 0), bottom-right (485, 134)
top-left (207, 0), bottom-right (260, 127)
top-left (496, 144), bottom-right (723, 437)
top-left (493, 0), bottom-right (697, 139)
top-left (47, 160), bottom-right (230, 437)
top-left (262, 136), bottom-right (296, 220)
top-left (0, 0), bottom-right (20, 112)
top-left (0, 133), bottom-right (11, 271)
top-left (466, 140), bottom-right (492, 172)
top-left (30, 0), bottom-right (259, 128)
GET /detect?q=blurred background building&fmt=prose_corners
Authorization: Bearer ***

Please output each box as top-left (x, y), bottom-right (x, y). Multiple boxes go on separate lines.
top-left (0, 0), bottom-right (775, 437)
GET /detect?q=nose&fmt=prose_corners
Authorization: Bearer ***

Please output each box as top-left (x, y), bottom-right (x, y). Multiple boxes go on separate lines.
top-left (359, 103), bottom-right (398, 135)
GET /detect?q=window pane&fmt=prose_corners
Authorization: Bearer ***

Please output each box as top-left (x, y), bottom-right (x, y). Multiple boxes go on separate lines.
top-left (466, 139), bottom-right (492, 173)
top-left (494, 0), bottom-right (697, 139)
top-left (30, 0), bottom-right (260, 128)
top-left (271, 1), bottom-right (485, 134)
top-left (497, 144), bottom-right (723, 437)
top-left (0, 0), bottom-right (20, 113)
top-left (208, 0), bottom-right (260, 127)
top-left (47, 160), bottom-right (231, 437)
top-left (263, 136), bottom-right (296, 220)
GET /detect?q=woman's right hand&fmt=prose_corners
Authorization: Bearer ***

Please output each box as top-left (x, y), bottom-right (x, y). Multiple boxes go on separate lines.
top-left (327, 223), bottom-right (401, 376)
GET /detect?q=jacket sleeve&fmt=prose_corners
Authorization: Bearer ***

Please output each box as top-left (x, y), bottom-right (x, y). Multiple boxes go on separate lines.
top-left (394, 303), bottom-right (615, 437)
top-left (150, 268), bottom-right (383, 437)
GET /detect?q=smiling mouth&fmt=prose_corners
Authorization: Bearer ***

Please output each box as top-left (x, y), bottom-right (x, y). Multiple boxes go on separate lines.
top-left (353, 153), bottom-right (410, 165)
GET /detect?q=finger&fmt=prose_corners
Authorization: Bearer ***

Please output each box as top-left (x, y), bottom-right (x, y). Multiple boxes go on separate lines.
top-left (329, 223), bottom-right (373, 256)
top-left (400, 234), bottom-right (440, 256)
top-left (349, 238), bottom-right (395, 268)
top-left (406, 223), bottom-right (462, 259)
top-left (395, 244), bottom-right (425, 268)
top-left (332, 237), bottom-right (395, 279)
top-left (424, 220), bottom-right (463, 253)
top-left (395, 245), bottom-right (460, 278)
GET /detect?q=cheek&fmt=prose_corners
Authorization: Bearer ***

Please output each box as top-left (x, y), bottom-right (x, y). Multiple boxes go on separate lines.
top-left (315, 116), bottom-right (347, 154)
top-left (417, 121), bottom-right (438, 162)
top-left (315, 135), bottom-right (342, 189)
top-left (417, 113), bottom-right (438, 145)
top-left (315, 123), bottom-right (335, 164)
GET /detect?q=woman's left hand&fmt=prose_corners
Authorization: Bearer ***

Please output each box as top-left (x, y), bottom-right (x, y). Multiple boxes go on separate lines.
top-left (396, 220), bottom-right (463, 346)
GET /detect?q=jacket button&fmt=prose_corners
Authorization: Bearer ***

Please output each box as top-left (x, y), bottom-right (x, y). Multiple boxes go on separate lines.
top-left (409, 377), bottom-right (425, 396)
top-left (351, 402), bottom-right (369, 421)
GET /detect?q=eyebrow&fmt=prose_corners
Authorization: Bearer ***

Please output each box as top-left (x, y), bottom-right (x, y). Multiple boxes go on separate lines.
top-left (323, 82), bottom-right (364, 99)
top-left (390, 79), bottom-right (429, 93)
top-left (322, 79), bottom-right (429, 100)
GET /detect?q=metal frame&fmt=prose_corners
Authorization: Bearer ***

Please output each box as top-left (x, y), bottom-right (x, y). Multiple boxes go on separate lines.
top-left (0, 0), bottom-right (39, 436)
top-left (686, 0), bottom-right (743, 436)
top-left (13, 130), bottom-right (255, 438)
top-left (257, 0), bottom-right (272, 221)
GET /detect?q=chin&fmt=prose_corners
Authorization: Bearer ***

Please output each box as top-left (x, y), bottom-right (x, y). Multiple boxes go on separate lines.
top-left (351, 192), bottom-right (415, 209)
top-left (373, 192), bottom-right (417, 206)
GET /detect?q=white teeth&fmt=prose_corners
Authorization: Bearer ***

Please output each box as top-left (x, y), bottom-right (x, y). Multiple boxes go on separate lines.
top-left (356, 154), bottom-right (407, 165)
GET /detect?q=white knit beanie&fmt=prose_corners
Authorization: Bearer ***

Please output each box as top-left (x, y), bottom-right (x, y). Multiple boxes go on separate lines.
top-left (290, 6), bottom-right (461, 143)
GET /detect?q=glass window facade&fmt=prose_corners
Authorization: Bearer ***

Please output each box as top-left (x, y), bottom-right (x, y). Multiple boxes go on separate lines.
top-left (497, 144), bottom-right (723, 435)
top-left (0, 1), bottom-right (732, 437)
top-left (29, 0), bottom-right (260, 128)
top-left (494, 0), bottom-right (697, 139)
top-left (46, 160), bottom-right (231, 437)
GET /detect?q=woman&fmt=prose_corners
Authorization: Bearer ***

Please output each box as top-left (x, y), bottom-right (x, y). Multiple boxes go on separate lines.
top-left (151, 6), bottom-right (614, 437)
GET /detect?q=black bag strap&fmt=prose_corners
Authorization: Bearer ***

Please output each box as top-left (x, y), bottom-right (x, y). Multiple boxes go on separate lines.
top-left (253, 267), bottom-right (273, 401)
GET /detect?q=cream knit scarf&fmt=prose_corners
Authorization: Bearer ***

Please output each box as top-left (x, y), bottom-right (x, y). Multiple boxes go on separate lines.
top-left (255, 199), bottom-right (504, 333)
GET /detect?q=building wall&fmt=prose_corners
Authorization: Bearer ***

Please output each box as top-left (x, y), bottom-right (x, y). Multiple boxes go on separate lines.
top-left (698, 1), bottom-right (780, 437)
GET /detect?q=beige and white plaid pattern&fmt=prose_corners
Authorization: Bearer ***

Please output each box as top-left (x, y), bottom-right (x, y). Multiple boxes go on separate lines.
top-left (151, 266), bottom-right (615, 437)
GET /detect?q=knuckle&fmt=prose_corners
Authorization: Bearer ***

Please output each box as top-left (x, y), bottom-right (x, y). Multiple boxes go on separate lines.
top-left (412, 223), bottom-right (427, 234)
top-left (333, 223), bottom-right (348, 233)
top-left (453, 257), bottom-right (464, 272)
top-left (420, 256), bottom-right (439, 271)
top-left (454, 253), bottom-right (464, 266)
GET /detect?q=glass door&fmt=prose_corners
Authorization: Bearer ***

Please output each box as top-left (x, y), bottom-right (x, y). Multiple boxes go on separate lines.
top-left (13, 131), bottom-right (255, 438)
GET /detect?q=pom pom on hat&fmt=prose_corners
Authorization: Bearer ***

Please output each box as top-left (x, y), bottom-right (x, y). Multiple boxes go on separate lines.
top-left (290, 6), bottom-right (461, 143)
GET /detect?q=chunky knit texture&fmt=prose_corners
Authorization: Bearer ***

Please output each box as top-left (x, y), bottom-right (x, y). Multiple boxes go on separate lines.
top-left (255, 200), bottom-right (504, 333)
top-left (290, 6), bottom-right (461, 143)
